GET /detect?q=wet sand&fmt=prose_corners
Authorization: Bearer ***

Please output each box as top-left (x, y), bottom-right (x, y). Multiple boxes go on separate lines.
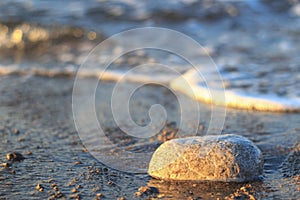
top-left (0, 75), bottom-right (299, 199)
top-left (0, 0), bottom-right (300, 199)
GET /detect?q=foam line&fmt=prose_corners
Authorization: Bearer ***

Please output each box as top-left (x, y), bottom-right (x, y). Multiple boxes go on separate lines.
top-left (2, 65), bottom-right (300, 112)
top-left (170, 69), bottom-right (300, 112)
top-left (0, 65), bottom-right (174, 84)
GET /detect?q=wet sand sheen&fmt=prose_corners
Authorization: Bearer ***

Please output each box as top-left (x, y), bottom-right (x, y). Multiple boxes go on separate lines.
top-left (0, 75), bottom-right (299, 199)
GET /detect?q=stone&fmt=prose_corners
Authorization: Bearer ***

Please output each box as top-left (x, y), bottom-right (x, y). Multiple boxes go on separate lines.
top-left (1, 162), bottom-right (11, 168)
top-left (134, 186), bottom-right (158, 197)
top-left (6, 152), bottom-right (25, 161)
top-left (36, 183), bottom-right (44, 192)
top-left (148, 134), bottom-right (263, 182)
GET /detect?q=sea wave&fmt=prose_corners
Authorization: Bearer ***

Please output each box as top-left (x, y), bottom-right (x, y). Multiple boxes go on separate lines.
top-left (0, 1), bottom-right (300, 112)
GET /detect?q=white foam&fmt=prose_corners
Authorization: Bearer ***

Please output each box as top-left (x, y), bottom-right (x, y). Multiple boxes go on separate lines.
top-left (2, 64), bottom-right (300, 112)
top-left (0, 65), bottom-right (174, 84)
top-left (2, 60), bottom-right (300, 112)
top-left (170, 69), bottom-right (300, 112)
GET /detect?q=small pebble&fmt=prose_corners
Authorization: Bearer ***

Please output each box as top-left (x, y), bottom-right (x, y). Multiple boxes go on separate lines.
top-left (6, 152), bottom-right (25, 161)
top-left (74, 161), bottom-right (82, 165)
top-left (36, 183), bottom-right (44, 192)
top-left (107, 181), bottom-right (112, 185)
top-left (1, 162), bottom-right (11, 168)
top-left (134, 186), bottom-right (157, 197)
top-left (12, 128), bottom-right (20, 134)
top-left (56, 191), bottom-right (63, 198)
top-left (95, 193), bottom-right (103, 199)
top-left (96, 193), bottom-right (102, 197)
top-left (69, 194), bottom-right (81, 200)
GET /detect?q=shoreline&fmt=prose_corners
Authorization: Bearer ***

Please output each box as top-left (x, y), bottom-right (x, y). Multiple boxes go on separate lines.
top-left (0, 75), bottom-right (299, 199)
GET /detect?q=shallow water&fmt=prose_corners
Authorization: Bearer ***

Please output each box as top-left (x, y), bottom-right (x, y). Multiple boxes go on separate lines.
top-left (0, 0), bottom-right (300, 199)
top-left (1, 1), bottom-right (300, 110)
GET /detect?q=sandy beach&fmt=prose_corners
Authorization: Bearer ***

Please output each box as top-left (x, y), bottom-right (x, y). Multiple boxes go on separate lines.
top-left (0, 75), bottom-right (299, 199)
top-left (0, 0), bottom-right (300, 199)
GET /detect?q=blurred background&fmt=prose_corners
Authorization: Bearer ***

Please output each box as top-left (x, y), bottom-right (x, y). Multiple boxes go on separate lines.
top-left (0, 0), bottom-right (299, 99)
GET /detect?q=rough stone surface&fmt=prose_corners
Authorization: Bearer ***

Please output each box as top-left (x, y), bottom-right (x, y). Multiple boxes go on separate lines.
top-left (148, 134), bottom-right (263, 182)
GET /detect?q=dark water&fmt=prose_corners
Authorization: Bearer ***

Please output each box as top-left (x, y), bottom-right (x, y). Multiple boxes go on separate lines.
top-left (0, 0), bottom-right (300, 199)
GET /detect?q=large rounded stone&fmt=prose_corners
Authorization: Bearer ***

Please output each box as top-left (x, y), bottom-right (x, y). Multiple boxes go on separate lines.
top-left (148, 134), bottom-right (263, 182)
